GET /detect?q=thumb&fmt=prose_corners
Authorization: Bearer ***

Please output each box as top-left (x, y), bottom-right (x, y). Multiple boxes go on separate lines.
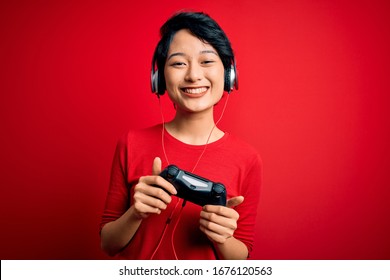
top-left (226, 196), bottom-right (244, 208)
top-left (152, 157), bottom-right (162, 175)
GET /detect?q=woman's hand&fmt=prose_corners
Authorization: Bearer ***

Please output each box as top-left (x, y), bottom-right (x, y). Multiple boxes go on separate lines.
top-left (101, 157), bottom-right (176, 256)
top-left (199, 196), bottom-right (244, 243)
top-left (199, 196), bottom-right (248, 259)
top-left (132, 157), bottom-right (177, 219)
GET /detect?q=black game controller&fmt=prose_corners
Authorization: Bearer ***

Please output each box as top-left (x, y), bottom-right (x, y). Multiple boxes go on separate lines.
top-left (159, 165), bottom-right (227, 206)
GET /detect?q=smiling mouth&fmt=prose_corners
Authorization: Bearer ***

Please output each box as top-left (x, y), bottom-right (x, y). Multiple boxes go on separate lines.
top-left (181, 87), bottom-right (209, 95)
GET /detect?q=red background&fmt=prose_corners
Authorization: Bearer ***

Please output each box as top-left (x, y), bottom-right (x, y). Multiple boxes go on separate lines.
top-left (1, 0), bottom-right (389, 259)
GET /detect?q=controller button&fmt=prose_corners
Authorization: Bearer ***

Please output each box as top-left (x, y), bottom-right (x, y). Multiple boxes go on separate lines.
top-left (167, 165), bottom-right (179, 178)
top-left (213, 183), bottom-right (225, 195)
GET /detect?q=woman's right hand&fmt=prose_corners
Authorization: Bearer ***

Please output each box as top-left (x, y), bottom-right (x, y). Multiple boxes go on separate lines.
top-left (132, 157), bottom-right (177, 219)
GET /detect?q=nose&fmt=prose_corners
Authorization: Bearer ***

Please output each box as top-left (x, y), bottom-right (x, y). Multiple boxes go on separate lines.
top-left (185, 63), bottom-right (203, 82)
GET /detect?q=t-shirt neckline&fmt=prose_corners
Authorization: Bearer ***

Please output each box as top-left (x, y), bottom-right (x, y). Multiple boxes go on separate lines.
top-left (162, 124), bottom-right (229, 151)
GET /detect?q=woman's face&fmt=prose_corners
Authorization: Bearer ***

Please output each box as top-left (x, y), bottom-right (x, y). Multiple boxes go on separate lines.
top-left (164, 29), bottom-right (225, 115)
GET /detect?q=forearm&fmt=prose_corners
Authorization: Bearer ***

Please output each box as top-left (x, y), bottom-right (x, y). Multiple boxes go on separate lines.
top-left (100, 206), bottom-right (142, 256)
top-left (214, 237), bottom-right (248, 260)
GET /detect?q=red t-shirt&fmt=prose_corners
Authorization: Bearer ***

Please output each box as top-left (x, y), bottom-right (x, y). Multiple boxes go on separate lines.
top-left (101, 124), bottom-right (262, 259)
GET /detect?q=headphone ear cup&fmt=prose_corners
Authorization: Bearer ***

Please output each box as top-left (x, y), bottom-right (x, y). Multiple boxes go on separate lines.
top-left (151, 69), bottom-right (158, 93)
top-left (233, 61), bottom-right (238, 90)
top-left (224, 64), bottom-right (238, 93)
top-left (151, 69), bottom-right (166, 95)
top-left (157, 70), bottom-right (166, 95)
top-left (224, 67), bottom-right (231, 92)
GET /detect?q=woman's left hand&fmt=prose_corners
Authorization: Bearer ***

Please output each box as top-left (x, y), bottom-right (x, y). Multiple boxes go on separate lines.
top-left (199, 196), bottom-right (244, 244)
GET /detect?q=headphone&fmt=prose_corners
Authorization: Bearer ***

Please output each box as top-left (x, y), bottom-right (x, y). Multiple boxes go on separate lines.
top-left (151, 58), bottom-right (239, 95)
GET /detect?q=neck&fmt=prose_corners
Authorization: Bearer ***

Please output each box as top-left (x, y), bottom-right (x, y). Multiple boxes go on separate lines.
top-left (165, 109), bottom-right (224, 145)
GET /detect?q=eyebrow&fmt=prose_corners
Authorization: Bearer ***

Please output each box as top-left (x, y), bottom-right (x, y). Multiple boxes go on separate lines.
top-left (167, 50), bottom-right (218, 61)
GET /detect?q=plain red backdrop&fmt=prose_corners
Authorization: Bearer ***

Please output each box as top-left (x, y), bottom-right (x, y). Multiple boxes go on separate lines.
top-left (1, 0), bottom-right (389, 259)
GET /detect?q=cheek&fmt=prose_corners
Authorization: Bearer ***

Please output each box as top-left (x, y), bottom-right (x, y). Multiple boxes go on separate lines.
top-left (211, 71), bottom-right (225, 92)
top-left (164, 69), bottom-right (181, 90)
top-left (210, 65), bottom-right (225, 88)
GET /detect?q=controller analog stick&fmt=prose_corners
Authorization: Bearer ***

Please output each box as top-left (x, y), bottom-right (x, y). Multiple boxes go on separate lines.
top-left (213, 183), bottom-right (225, 197)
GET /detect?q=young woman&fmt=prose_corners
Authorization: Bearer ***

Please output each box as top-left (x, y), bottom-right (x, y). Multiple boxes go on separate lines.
top-left (100, 11), bottom-right (262, 260)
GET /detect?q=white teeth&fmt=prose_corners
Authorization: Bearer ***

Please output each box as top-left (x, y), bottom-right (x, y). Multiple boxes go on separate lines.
top-left (183, 87), bottom-right (207, 94)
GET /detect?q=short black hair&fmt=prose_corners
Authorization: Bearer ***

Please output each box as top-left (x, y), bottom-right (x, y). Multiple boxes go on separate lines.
top-left (152, 11), bottom-right (235, 94)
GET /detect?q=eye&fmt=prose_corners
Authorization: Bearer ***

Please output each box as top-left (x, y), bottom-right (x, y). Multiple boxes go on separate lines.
top-left (202, 60), bottom-right (214, 64)
top-left (170, 62), bottom-right (186, 67)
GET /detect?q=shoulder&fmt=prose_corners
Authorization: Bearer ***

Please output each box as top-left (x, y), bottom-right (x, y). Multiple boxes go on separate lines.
top-left (118, 124), bottom-right (162, 145)
top-left (224, 133), bottom-right (262, 164)
top-left (211, 132), bottom-right (262, 183)
top-left (113, 124), bottom-right (162, 158)
top-left (126, 124), bottom-right (161, 138)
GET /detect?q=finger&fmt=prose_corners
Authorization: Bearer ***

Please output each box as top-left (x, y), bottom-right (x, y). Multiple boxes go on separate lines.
top-left (134, 191), bottom-right (169, 210)
top-left (202, 205), bottom-right (239, 220)
top-left (200, 210), bottom-right (238, 228)
top-left (133, 201), bottom-right (162, 216)
top-left (155, 176), bottom-right (177, 195)
top-left (152, 157), bottom-right (162, 175)
top-left (135, 182), bottom-right (173, 204)
top-left (199, 225), bottom-right (230, 244)
top-left (226, 196), bottom-right (244, 208)
top-left (199, 217), bottom-right (236, 236)
top-left (138, 175), bottom-right (177, 195)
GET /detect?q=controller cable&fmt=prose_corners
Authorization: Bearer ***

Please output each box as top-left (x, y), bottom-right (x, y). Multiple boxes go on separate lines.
top-left (150, 93), bottom-right (230, 260)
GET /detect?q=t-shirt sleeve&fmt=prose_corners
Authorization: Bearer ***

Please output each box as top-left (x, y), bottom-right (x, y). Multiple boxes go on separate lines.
top-left (100, 133), bottom-right (130, 232)
top-left (233, 153), bottom-right (263, 257)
